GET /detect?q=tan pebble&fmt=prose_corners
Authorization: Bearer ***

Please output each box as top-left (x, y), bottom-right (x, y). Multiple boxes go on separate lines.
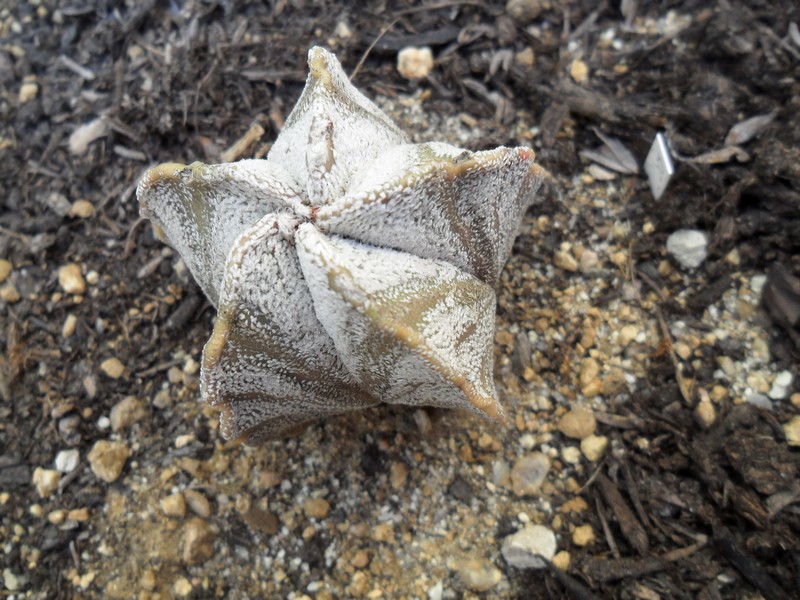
top-left (397, 46), bottom-right (433, 80)
top-left (67, 507), bottom-right (89, 521)
top-left (694, 398), bottom-right (716, 429)
top-left (642, 221), bottom-right (655, 235)
top-left (783, 416), bottom-right (800, 447)
top-left (351, 550), bottom-right (370, 569)
top-left (456, 556), bottom-right (502, 592)
top-left (389, 462), bottom-right (408, 490)
top-left (175, 434), bottom-right (194, 448)
top-left (478, 433), bottom-right (501, 451)
top-left (559, 497), bottom-right (589, 513)
top-left (85, 270), bottom-right (99, 285)
top-left (110, 395), bottom-right (146, 431)
top-left (580, 324), bottom-right (597, 350)
top-left (578, 358), bottom-right (600, 388)
top-left (48, 509), bottom-right (67, 525)
top-left (716, 356), bottom-right (736, 378)
top-left (0, 283), bottom-right (20, 303)
top-left (68, 200), bottom-right (94, 218)
top-left (579, 250), bottom-right (599, 274)
top-left (62, 314), bottom-right (78, 337)
top-left (554, 249), bottom-right (578, 272)
top-left (183, 357), bottom-right (200, 376)
top-left (87, 440), bottom-right (130, 483)
top-left (19, 77), bottom-right (38, 103)
top-left (258, 470), bottom-right (281, 489)
top-left (372, 522), bottom-right (394, 542)
top-left (182, 518), bottom-right (215, 565)
top-left (100, 357), bottom-right (125, 379)
top-left (184, 490), bottom-right (211, 518)
top-left (562, 446), bottom-right (581, 464)
top-left (510, 452), bottom-right (551, 497)
top-left (515, 47), bottom-right (535, 66)
top-left (610, 250), bottom-right (628, 268)
top-left (580, 434), bottom-right (608, 462)
top-left (58, 263), bottom-right (85, 294)
top-left (495, 330), bottom-right (514, 346)
top-left (618, 324), bottom-right (639, 347)
top-left (506, 0), bottom-right (546, 24)
top-left (569, 59), bottom-right (589, 83)
top-left (724, 248), bottom-right (740, 266)
top-left (161, 492), bottom-right (186, 518)
top-left (674, 342), bottom-right (692, 361)
top-left (552, 550), bottom-right (571, 571)
top-left (173, 577), bottom-right (192, 597)
top-left (0, 259), bottom-right (11, 283)
top-left (752, 337), bottom-right (770, 363)
top-left (572, 524), bottom-right (595, 546)
top-left (140, 569), bottom-right (156, 591)
top-left (347, 571), bottom-right (370, 597)
top-left (746, 372), bottom-right (770, 394)
top-left (710, 385), bottom-right (728, 403)
top-left (303, 497), bottom-right (330, 519)
top-left (558, 408), bottom-right (596, 440)
top-left (32, 467), bottom-right (60, 498)
top-left (29, 503), bottom-right (43, 517)
top-left (790, 393), bottom-right (800, 408)
top-left (167, 366), bottom-right (183, 384)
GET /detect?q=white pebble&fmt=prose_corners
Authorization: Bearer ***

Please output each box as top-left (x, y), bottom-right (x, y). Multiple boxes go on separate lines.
top-left (666, 229), bottom-right (707, 269)
top-left (769, 371), bottom-right (793, 400)
top-left (501, 524), bottom-right (557, 569)
top-left (54, 449), bottom-right (80, 473)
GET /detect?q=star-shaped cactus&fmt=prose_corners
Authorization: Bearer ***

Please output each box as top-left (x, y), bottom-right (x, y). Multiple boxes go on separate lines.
top-left (138, 47), bottom-right (545, 444)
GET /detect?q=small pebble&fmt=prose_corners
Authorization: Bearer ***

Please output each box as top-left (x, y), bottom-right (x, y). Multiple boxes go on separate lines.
top-left (694, 398), bottom-right (716, 429)
top-left (100, 357), bottom-right (125, 379)
top-left (492, 460), bottom-right (511, 487)
top-left (572, 524), bottom-right (595, 546)
top-left (184, 490), bottom-right (212, 518)
top-left (783, 416), bottom-right (800, 447)
top-left (54, 449), bottom-right (79, 473)
top-left (58, 263), bottom-right (86, 294)
top-left (303, 497), bottom-right (330, 519)
top-left (62, 314), bottom-right (78, 337)
top-left (0, 259), bottom-right (11, 283)
top-left (173, 577), bottom-right (192, 597)
top-left (579, 250), bottom-right (599, 273)
top-left (745, 393), bottom-right (773, 410)
top-left (182, 518), bottom-right (215, 565)
top-left (87, 440), bottom-right (130, 483)
top-left (455, 557), bottom-right (502, 592)
top-left (110, 396), bottom-right (146, 431)
top-left (580, 434), bottom-right (608, 462)
top-left (19, 77), bottom-right (38, 103)
top-left (69, 200), bottom-right (95, 218)
top-left (769, 371), bottom-right (793, 400)
top-left (161, 492), bottom-right (186, 518)
top-left (552, 551), bottom-right (571, 571)
top-left (505, 0), bottom-right (546, 24)
top-left (666, 229), bottom-right (708, 269)
top-left (0, 284), bottom-right (20, 303)
top-left (390, 462), bottom-right (408, 490)
top-left (553, 249), bottom-right (578, 272)
top-left (569, 59), bottom-right (589, 83)
top-left (501, 524), bottom-right (557, 569)
top-left (579, 358), bottom-right (600, 388)
top-left (397, 47), bottom-right (433, 80)
top-left (558, 408), bottom-right (596, 440)
top-left (32, 467), bottom-right (60, 498)
top-left (561, 446), bottom-right (581, 464)
top-left (510, 453), bottom-right (550, 497)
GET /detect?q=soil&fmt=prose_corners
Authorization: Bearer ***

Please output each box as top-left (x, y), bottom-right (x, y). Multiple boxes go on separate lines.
top-left (1, 1), bottom-right (799, 598)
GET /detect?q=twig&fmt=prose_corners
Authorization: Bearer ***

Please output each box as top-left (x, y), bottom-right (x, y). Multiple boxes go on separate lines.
top-left (350, 19), bottom-right (399, 82)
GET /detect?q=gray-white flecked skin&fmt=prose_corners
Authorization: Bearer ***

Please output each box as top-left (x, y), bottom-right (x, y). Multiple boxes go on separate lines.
top-left (137, 47), bottom-right (546, 444)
